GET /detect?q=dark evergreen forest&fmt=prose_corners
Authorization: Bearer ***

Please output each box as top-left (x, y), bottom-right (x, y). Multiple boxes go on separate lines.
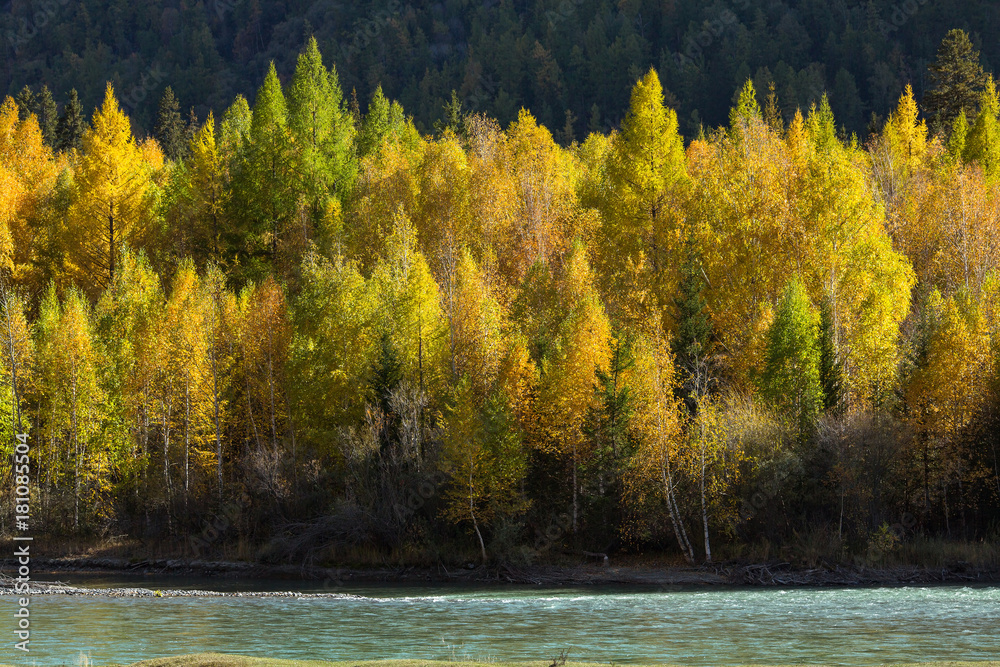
top-left (4, 0), bottom-right (999, 139)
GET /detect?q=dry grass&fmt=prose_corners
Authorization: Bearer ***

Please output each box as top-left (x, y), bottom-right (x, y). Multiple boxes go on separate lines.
top-left (62, 654), bottom-right (1000, 667)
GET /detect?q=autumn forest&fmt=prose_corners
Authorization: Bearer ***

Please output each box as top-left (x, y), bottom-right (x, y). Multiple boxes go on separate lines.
top-left (1, 29), bottom-right (1000, 568)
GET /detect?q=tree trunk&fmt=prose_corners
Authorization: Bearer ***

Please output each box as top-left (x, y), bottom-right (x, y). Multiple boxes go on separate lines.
top-left (71, 373), bottom-right (80, 530)
top-left (661, 460), bottom-right (694, 565)
top-left (162, 396), bottom-right (173, 530)
top-left (264, 310), bottom-right (278, 449)
top-left (469, 471), bottom-right (487, 567)
top-left (212, 347), bottom-right (223, 499)
top-left (572, 441), bottom-right (578, 534)
top-left (1, 285), bottom-right (25, 436)
top-left (184, 379), bottom-right (190, 514)
top-left (701, 437), bottom-right (712, 564)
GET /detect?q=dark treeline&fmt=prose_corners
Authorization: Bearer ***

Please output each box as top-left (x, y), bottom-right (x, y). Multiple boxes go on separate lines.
top-left (4, 0), bottom-right (1000, 141)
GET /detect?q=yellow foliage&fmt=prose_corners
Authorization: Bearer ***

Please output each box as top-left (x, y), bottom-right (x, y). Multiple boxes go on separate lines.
top-left (67, 84), bottom-right (156, 292)
top-left (0, 96), bottom-right (60, 281)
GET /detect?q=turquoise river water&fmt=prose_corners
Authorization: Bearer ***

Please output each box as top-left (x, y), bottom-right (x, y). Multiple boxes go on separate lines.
top-left (1, 579), bottom-right (998, 665)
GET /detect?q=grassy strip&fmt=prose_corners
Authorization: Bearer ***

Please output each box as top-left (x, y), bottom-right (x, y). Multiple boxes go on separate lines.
top-left (114, 654), bottom-right (1000, 667)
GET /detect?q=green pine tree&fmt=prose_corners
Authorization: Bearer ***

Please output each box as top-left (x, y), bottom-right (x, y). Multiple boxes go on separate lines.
top-left (434, 90), bottom-right (465, 137)
top-left (36, 85), bottom-right (58, 147)
top-left (759, 277), bottom-right (824, 437)
top-left (288, 37), bottom-right (358, 210)
top-left (729, 79), bottom-right (761, 133)
top-left (371, 330), bottom-right (403, 418)
top-left (185, 107), bottom-right (199, 147)
top-left (56, 89), bottom-right (84, 153)
top-left (963, 76), bottom-right (1000, 180)
top-left (672, 242), bottom-right (713, 406)
top-left (229, 62), bottom-right (297, 267)
top-left (588, 331), bottom-right (636, 465)
top-left (581, 330), bottom-right (635, 540)
top-left (15, 86), bottom-right (35, 122)
top-left (923, 29), bottom-right (987, 135)
top-left (371, 330), bottom-right (403, 453)
top-left (155, 86), bottom-right (187, 161)
top-left (357, 86), bottom-right (406, 159)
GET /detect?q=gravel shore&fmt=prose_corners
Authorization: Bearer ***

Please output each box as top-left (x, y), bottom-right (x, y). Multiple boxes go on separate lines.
top-left (0, 555), bottom-right (997, 595)
top-left (0, 579), bottom-right (365, 598)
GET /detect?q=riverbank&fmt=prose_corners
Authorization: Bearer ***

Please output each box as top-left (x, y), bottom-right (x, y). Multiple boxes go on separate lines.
top-left (2, 554), bottom-right (998, 592)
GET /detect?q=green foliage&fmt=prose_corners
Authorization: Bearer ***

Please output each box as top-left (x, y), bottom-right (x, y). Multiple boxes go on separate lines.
top-left (14, 86), bottom-right (34, 123)
top-left (55, 89), bottom-right (84, 153)
top-left (949, 111), bottom-right (969, 161)
top-left (441, 380), bottom-right (528, 563)
top-left (587, 332), bottom-right (637, 469)
top-left (672, 244), bottom-right (711, 376)
top-left (288, 37), bottom-right (357, 208)
top-left (923, 29), bottom-right (987, 135)
top-left (759, 277), bottom-right (824, 437)
top-left (434, 90), bottom-right (465, 137)
top-left (730, 80), bottom-right (761, 133)
top-left (9, 1), bottom-right (1000, 142)
top-left (35, 86), bottom-right (58, 148)
top-left (155, 87), bottom-right (187, 162)
top-left (964, 77), bottom-right (1000, 180)
top-left (357, 86), bottom-right (410, 159)
top-left (227, 63), bottom-right (296, 271)
top-left (371, 330), bottom-right (403, 422)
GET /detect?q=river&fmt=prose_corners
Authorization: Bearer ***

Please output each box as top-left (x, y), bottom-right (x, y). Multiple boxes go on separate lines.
top-left (2, 578), bottom-right (998, 665)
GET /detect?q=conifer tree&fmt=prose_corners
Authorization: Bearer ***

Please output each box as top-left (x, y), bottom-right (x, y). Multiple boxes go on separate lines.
top-left (949, 111), bottom-right (969, 160)
top-left (964, 76), bottom-right (1000, 180)
top-left (230, 63), bottom-right (296, 266)
top-left (35, 86), bottom-right (58, 148)
top-left (597, 68), bottom-right (686, 320)
top-left (357, 86), bottom-right (406, 159)
top-left (672, 242), bottom-right (713, 408)
top-left (287, 37), bottom-right (357, 220)
top-left (188, 113), bottom-right (225, 260)
top-left (434, 90), bottom-right (465, 137)
top-left (56, 89), bottom-right (84, 153)
top-left (759, 277), bottom-right (823, 437)
top-left (730, 79), bottom-right (761, 133)
top-left (14, 87), bottom-right (35, 122)
top-left (923, 29), bottom-right (987, 135)
top-left (155, 86), bottom-right (187, 161)
top-left (67, 84), bottom-right (154, 291)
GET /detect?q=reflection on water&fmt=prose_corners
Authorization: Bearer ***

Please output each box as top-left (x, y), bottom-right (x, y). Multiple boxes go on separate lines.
top-left (2, 583), bottom-right (998, 665)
